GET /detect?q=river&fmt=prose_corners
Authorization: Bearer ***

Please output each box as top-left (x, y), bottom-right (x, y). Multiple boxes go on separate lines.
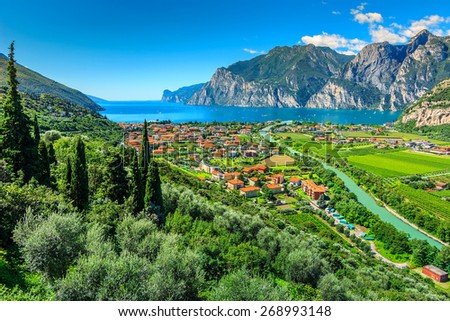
top-left (261, 127), bottom-right (445, 249)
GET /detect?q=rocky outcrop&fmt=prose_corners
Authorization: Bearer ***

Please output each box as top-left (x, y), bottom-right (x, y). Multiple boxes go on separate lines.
top-left (305, 79), bottom-right (382, 109)
top-left (400, 79), bottom-right (450, 127)
top-left (188, 68), bottom-right (300, 107)
top-left (162, 83), bottom-right (205, 103)
top-left (401, 107), bottom-right (450, 126)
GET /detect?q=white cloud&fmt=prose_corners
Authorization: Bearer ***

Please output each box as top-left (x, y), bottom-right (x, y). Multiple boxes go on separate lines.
top-left (350, 3), bottom-right (382, 24)
top-left (331, 11), bottom-right (341, 15)
top-left (398, 15), bottom-right (447, 37)
top-left (301, 32), bottom-right (367, 54)
top-left (243, 48), bottom-right (265, 55)
top-left (369, 25), bottom-right (407, 43)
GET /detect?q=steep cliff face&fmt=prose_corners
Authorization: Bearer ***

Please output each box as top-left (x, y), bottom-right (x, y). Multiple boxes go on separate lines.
top-left (305, 79), bottom-right (382, 109)
top-left (188, 45), bottom-right (352, 107)
top-left (188, 68), bottom-right (300, 107)
top-left (161, 83), bottom-right (205, 103)
top-left (400, 79), bottom-right (450, 127)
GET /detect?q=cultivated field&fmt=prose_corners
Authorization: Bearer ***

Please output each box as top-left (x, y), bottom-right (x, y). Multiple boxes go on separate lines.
top-left (341, 131), bottom-right (450, 145)
top-left (263, 154), bottom-right (296, 166)
top-left (347, 151), bottom-right (450, 177)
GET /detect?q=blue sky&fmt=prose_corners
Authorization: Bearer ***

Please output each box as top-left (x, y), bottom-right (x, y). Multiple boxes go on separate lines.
top-left (1, 0), bottom-right (449, 100)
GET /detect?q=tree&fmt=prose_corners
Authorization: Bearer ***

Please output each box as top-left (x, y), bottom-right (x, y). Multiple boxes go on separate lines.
top-left (65, 157), bottom-right (72, 192)
top-left (144, 160), bottom-right (163, 212)
top-left (105, 152), bottom-right (128, 204)
top-left (130, 151), bottom-right (144, 213)
top-left (33, 114), bottom-right (40, 144)
top-left (37, 141), bottom-right (51, 186)
top-left (70, 136), bottom-right (89, 211)
top-left (437, 246), bottom-right (450, 272)
top-left (318, 273), bottom-right (348, 301)
top-left (14, 210), bottom-right (85, 279)
top-left (0, 41), bottom-right (37, 181)
top-left (47, 142), bottom-right (57, 165)
top-left (141, 119), bottom-right (150, 181)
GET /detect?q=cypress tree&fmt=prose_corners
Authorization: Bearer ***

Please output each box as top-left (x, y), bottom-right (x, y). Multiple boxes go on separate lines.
top-left (144, 160), bottom-right (163, 212)
top-left (105, 152), bottom-right (128, 204)
top-left (71, 136), bottom-right (89, 211)
top-left (0, 41), bottom-right (36, 181)
top-left (65, 157), bottom-right (72, 192)
top-left (141, 119), bottom-right (150, 181)
top-left (37, 141), bottom-right (51, 186)
top-left (33, 114), bottom-right (40, 144)
top-left (130, 150), bottom-right (144, 213)
top-left (48, 142), bottom-right (57, 165)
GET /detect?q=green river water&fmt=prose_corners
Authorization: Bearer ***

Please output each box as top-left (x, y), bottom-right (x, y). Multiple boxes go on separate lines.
top-left (261, 128), bottom-right (444, 249)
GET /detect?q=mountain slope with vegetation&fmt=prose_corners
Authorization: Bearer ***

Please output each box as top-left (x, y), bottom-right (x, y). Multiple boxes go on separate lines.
top-left (0, 52), bottom-right (101, 111)
top-left (175, 30), bottom-right (450, 110)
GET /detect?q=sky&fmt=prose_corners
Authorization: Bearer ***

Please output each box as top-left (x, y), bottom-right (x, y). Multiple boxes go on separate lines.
top-left (0, 0), bottom-right (449, 100)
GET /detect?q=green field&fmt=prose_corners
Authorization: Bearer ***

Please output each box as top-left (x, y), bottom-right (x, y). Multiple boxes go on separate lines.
top-left (341, 131), bottom-right (449, 145)
top-left (348, 151), bottom-right (450, 177)
top-left (396, 184), bottom-right (450, 221)
top-left (274, 133), bottom-right (312, 142)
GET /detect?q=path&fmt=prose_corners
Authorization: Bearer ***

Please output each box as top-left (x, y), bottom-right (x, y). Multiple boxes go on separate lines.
top-left (369, 242), bottom-right (408, 269)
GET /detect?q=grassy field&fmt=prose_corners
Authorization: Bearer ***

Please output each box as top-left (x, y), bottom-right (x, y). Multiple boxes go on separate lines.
top-left (396, 183), bottom-right (450, 221)
top-left (348, 151), bottom-right (450, 177)
top-left (341, 131), bottom-right (450, 145)
top-left (274, 133), bottom-right (312, 142)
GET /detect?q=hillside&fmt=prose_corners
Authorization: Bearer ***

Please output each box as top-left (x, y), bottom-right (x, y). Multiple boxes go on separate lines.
top-left (400, 79), bottom-right (450, 127)
top-left (179, 30), bottom-right (450, 110)
top-left (0, 87), bottom-right (122, 141)
top-left (0, 54), bottom-right (101, 111)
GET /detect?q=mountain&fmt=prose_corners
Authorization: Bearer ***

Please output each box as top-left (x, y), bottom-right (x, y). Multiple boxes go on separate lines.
top-left (0, 54), bottom-right (101, 111)
top-left (179, 30), bottom-right (450, 110)
top-left (400, 78), bottom-right (450, 127)
top-left (188, 45), bottom-right (353, 107)
top-left (87, 95), bottom-right (109, 104)
top-left (162, 83), bottom-right (205, 103)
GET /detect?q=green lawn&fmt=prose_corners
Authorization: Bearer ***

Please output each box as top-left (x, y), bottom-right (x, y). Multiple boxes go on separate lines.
top-left (374, 241), bottom-right (411, 264)
top-left (348, 151), bottom-right (450, 177)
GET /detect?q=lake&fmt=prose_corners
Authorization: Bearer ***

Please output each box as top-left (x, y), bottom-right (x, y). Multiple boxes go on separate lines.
top-left (99, 101), bottom-right (402, 124)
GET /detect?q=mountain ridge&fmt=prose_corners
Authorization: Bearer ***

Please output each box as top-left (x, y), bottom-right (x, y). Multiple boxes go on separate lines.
top-left (168, 30), bottom-right (450, 111)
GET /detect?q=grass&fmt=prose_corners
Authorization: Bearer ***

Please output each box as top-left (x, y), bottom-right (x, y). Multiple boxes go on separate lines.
top-left (274, 133), bottom-right (313, 142)
top-left (347, 151), bottom-right (450, 177)
top-left (341, 131), bottom-right (450, 145)
top-left (374, 241), bottom-right (410, 264)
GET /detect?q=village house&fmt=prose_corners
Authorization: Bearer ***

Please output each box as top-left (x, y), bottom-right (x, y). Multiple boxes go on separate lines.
top-left (271, 174), bottom-right (285, 184)
top-left (227, 179), bottom-right (245, 190)
top-left (240, 186), bottom-right (261, 198)
top-left (301, 180), bottom-right (327, 200)
top-left (266, 183), bottom-right (283, 194)
top-left (248, 177), bottom-right (260, 186)
top-left (289, 177), bottom-right (302, 187)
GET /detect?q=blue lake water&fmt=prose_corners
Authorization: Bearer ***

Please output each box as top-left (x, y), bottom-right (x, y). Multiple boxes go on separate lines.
top-left (99, 100), bottom-right (402, 124)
